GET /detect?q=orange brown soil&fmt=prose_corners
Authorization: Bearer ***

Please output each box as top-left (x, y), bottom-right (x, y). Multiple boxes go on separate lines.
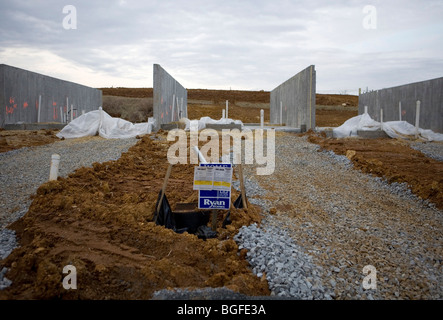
top-left (0, 129), bottom-right (59, 153)
top-left (315, 94), bottom-right (358, 107)
top-left (1, 88), bottom-right (441, 300)
top-left (315, 108), bottom-right (358, 127)
top-left (99, 88), bottom-right (270, 103)
top-left (99, 88), bottom-right (358, 106)
top-left (187, 103), bottom-right (271, 124)
top-left (305, 132), bottom-right (443, 210)
top-left (1, 89), bottom-right (358, 153)
top-left (0, 133), bottom-right (269, 299)
top-left (100, 87), bottom-right (358, 125)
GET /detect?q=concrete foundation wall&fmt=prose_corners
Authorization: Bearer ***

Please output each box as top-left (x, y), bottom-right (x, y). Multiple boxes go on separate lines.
top-left (0, 64), bottom-right (102, 128)
top-left (153, 64), bottom-right (187, 131)
top-left (359, 77), bottom-right (443, 134)
top-left (270, 65), bottom-right (316, 129)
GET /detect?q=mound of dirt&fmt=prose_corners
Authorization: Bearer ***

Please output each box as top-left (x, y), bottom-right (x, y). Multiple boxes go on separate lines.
top-left (306, 132), bottom-right (443, 209)
top-left (315, 108), bottom-right (358, 127)
top-left (0, 132), bottom-right (270, 299)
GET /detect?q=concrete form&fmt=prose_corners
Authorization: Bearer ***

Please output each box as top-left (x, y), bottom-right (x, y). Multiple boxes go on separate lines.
top-left (270, 65), bottom-right (316, 130)
top-left (359, 76), bottom-right (443, 134)
top-left (243, 124), bottom-right (300, 133)
top-left (317, 127), bottom-right (390, 139)
top-left (4, 123), bottom-right (66, 131)
top-left (153, 64), bottom-right (187, 131)
top-left (0, 64), bottom-right (102, 128)
top-left (205, 123), bottom-right (242, 131)
top-left (356, 130), bottom-right (390, 139)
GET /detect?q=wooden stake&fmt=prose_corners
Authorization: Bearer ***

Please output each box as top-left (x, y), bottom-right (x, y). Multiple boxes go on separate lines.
top-left (156, 163), bottom-right (173, 222)
top-left (211, 209), bottom-right (217, 231)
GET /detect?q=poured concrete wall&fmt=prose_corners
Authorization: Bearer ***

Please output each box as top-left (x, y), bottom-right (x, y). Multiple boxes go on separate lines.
top-left (153, 64), bottom-right (187, 131)
top-left (0, 64), bottom-right (102, 128)
top-left (270, 65), bottom-right (316, 129)
top-left (359, 77), bottom-right (443, 133)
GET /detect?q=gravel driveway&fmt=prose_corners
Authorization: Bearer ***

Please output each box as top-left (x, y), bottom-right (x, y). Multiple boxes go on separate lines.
top-left (234, 134), bottom-right (442, 300)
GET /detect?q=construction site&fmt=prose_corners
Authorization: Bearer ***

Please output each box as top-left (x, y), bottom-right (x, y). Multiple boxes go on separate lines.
top-left (0, 64), bottom-right (442, 304)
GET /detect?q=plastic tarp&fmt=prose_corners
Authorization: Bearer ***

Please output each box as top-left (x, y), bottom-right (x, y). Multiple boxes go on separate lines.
top-left (56, 109), bottom-right (155, 139)
top-left (382, 121), bottom-right (443, 142)
top-left (181, 117), bottom-right (244, 131)
top-left (333, 113), bottom-right (443, 142)
top-left (153, 190), bottom-right (176, 230)
top-left (332, 113), bottom-right (380, 138)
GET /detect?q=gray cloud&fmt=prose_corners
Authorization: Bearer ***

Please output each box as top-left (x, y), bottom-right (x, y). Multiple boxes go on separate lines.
top-left (0, 0), bottom-right (442, 93)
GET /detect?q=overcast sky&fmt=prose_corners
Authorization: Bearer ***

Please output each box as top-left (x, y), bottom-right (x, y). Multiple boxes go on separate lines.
top-left (0, 0), bottom-right (442, 94)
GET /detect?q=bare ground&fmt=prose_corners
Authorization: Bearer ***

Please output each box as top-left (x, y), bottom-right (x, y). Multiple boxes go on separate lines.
top-left (0, 133), bottom-right (269, 299)
top-left (305, 132), bottom-right (443, 210)
top-left (2, 88), bottom-right (441, 300)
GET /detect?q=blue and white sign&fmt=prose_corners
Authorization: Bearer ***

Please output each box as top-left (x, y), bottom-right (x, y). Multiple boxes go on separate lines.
top-left (198, 163), bottom-right (232, 210)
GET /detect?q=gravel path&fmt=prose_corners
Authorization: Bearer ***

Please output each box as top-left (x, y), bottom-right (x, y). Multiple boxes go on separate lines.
top-left (2, 133), bottom-right (442, 299)
top-left (410, 141), bottom-right (443, 162)
top-left (0, 136), bottom-right (138, 288)
top-left (234, 134), bottom-right (443, 300)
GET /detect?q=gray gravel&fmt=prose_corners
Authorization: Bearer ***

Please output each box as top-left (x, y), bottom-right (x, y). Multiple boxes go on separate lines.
top-left (234, 221), bottom-right (335, 299)
top-left (152, 287), bottom-right (251, 300)
top-left (410, 141), bottom-right (443, 162)
top-left (0, 136), bottom-right (138, 289)
top-left (0, 136), bottom-right (138, 229)
top-left (234, 133), bottom-right (443, 300)
top-left (2, 132), bottom-right (442, 299)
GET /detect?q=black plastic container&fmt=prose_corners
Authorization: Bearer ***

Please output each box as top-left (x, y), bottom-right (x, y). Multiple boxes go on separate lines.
top-left (173, 203), bottom-right (211, 234)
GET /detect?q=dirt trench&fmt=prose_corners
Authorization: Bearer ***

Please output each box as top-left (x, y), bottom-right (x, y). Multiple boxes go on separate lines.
top-left (0, 132), bottom-right (270, 299)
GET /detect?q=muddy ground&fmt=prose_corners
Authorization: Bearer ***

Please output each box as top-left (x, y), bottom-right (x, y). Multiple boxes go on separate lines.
top-left (0, 129), bottom-right (59, 153)
top-left (2, 88), bottom-right (442, 300)
top-left (315, 107), bottom-right (358, 128)
top-left (185, 95), bottom-right (358, 125)
top-left (0, 132), bottom-right (270, 299)
top-left (306, 132), bottom-right (443, 210)
top-left (187, 103), bottom-right (270, 124)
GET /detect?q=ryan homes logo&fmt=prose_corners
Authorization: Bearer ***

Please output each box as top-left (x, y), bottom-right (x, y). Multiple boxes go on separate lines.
top-left (166, 126), bottom-right (276, 176)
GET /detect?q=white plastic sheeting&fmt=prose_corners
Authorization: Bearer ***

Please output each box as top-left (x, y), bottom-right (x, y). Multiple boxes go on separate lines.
top-left (333, 112), bottom-right (443, 142)
top-left (181, 116), bottom-right (244, 131)
top-left (382, 121), bottom-right (443, 142)
top-left (333, 113), bottom-right (380, 138)
top-left (56, 108), bottom-right (155, 139)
